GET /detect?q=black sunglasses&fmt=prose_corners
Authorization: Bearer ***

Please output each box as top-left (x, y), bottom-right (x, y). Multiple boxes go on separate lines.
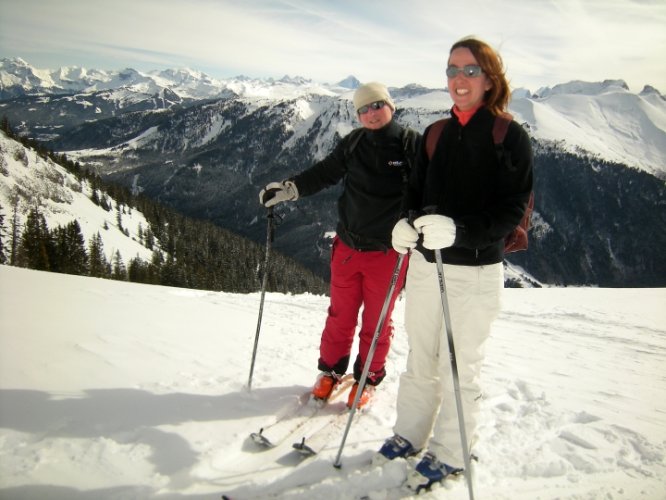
top-left (358, 100), bottom-right (386, 114)
top-left (446, 65), bottom-right (483, 78)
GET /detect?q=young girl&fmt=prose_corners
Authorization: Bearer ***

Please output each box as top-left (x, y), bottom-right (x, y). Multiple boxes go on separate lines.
top-left (377, 37), bottom-right (534, 492)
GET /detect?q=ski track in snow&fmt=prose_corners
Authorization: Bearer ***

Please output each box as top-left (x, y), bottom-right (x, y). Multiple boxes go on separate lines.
top-left (0, 266), bottom-right (665, 499)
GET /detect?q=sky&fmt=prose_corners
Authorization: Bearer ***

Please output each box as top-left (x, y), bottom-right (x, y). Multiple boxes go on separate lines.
top-left (1, 0), bottom-right (665, 94)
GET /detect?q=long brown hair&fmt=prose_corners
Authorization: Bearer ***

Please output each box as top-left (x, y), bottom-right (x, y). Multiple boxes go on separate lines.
top-left (450, 37), bottom-right (510, 115)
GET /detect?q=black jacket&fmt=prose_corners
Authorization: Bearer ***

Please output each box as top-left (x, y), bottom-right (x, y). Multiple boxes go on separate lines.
top-left (405, 107), bottom-right (533, 265)
top-left (292, 119), bottom-right (419, 251)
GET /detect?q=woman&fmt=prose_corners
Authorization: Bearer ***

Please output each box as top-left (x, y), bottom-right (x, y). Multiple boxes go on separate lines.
top-left (375, 37), bottom-right (533, 492)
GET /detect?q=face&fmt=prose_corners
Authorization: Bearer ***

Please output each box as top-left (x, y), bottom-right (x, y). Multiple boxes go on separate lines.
top-left (447, 47), bottom-right (492, 112)
top-left (357, 101), bottom-right (393, 130)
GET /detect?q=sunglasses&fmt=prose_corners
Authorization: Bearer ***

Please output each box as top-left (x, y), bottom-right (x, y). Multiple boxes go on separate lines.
top-left (446, 65), bottom-right (484, 78)
top-left (358, 100), bottom-right (386, 114)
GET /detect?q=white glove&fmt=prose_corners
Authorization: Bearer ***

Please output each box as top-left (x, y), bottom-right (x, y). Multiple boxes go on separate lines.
top-left (413, 214), bottom-right (456, 250)
top-left (391, 218), bottom-right (419, 254)
top-left (259, 180), bottom-right (299, 207)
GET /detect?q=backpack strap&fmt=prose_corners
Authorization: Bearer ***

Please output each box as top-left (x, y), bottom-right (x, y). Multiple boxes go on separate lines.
top-left (401, 128), bottom-right (419, 157)
top-left (492, 112), bottom-right (534, 253)
top-left (344, 128), bottom-right (365, 160)
top-left (401, 128), bottom-right (419, 180)
top-left (425, 118), bottom-right (450, 160)
top-left (492, 111), bottom-right (513, 144)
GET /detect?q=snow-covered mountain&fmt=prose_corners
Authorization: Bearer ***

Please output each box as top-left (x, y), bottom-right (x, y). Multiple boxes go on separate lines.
top-left (2, 57), bottom-right (664, 176)
top-left (2, 58), bottom-right (665, 287)
top-left (1, 265), bottom-right (665, 498)
top-left (507, 80), bottom-right (666, 179)
top-left (0, 57), bottom-right (339, 101)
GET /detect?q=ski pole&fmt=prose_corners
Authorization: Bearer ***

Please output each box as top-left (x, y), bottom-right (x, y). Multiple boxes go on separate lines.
top-left (433, 248), bottom-right (475, 500)
top-left (333, 252), bottom-right (406, 469)
top-left (247, 206), bottom-right (275, 391)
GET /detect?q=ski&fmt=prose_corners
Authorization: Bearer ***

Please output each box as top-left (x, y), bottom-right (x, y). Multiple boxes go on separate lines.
top-left (292, 409), bottom-right (349, 457)
top-left (291, 393), bottom-right (371, 458)
top-left (405, 466), bottom-right (465, 494)
top-left (357, 455), bottom-right (469, 499)
top-left (249, 374), bottom-right (354, 449)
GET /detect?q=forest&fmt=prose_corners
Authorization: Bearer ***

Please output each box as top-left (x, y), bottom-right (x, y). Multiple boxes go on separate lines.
top-left (0, 118), bottom-right (328, 295)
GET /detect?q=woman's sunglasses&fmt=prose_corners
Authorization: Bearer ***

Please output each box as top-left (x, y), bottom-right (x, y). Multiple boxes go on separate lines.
top-left (446, 65), bottom-right (484, 78)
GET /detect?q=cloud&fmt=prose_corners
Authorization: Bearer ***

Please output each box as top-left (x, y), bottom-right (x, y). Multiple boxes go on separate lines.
top-left (1, 0), bottom-right (664, 92)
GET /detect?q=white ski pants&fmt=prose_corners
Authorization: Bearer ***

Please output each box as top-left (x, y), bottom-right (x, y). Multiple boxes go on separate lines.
top-left (393, 250), bottom-right (503, 467)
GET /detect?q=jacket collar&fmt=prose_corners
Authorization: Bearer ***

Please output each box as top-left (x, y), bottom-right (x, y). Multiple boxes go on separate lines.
top-left (450, 105), bottom-right (493, 127)
top-left (365, 119), bottom-right (402, 144)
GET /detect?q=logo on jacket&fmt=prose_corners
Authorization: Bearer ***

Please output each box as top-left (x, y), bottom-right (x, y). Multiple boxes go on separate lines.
top-left (388, 160), bottom-right (405, 167)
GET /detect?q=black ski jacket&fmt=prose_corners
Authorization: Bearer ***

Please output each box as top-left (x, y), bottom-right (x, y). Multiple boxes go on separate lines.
top-left (291, 119), bottom-right (419, 251)
top-left (404, 106), bottom-right (533, 265)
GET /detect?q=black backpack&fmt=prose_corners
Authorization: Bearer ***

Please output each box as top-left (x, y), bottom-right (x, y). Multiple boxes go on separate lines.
top-left (424, 113), bottom-right (534, 253)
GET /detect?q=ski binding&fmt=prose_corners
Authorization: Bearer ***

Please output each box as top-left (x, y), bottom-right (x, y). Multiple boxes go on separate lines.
top-left (249, 428), bottom-right (275, 448)
top-left (292, 437), bottom-right (317, 457)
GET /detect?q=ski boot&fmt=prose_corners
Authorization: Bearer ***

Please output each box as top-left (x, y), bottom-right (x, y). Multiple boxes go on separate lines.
top-left (311, 371), bottom-right (340, 403)
top-left (372, 434), bottom-right (419, 466)
top-left (406, 452), bottom-right (463, 493)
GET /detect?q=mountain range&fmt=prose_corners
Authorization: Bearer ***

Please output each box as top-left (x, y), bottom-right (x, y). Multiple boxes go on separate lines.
top-left (1, 57), bottom-right (665, 287)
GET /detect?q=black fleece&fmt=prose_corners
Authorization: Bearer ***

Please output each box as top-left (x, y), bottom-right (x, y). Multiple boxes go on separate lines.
top-left (292, 119), bottom-right (419, 251)
top-left (404, 107), bottom-right (533, 265)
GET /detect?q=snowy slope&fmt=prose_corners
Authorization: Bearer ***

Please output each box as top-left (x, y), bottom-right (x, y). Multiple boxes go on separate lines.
top-left (1, 265), bottom-right (664, 499)
top-left (508, 86), bottom-right (666, 177)
top-left (0, 131), bottom-right (153, 263)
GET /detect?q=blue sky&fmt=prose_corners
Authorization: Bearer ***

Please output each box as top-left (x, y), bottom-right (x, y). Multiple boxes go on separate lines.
top-left (1, 0), bottom-right (665, 93)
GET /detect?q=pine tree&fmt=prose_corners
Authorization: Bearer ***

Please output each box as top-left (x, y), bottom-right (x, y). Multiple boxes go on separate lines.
top-left (160, 254), bottom-right (187, 288)
top-left (128, 257), bottom-right (148, 283)
top-left (67, 220), bottom-right (89, 274)
top-left (0, 203), bottom-right (6, 264)
top-left (144, 227), bottom-right (155, 250)
top-left (18, 208), bottom-right (54, 270)
top-left (116, 204), bottom-right (124, 233)
top-left (52, 220), bottom-right (89, 275)
top-left (149, 250), bottom-right (163, 284)
top-left (88, 232), bottom-right (110, 278)
top-left (111, 250), bottom-right (127, 281)
top-left (9, 193), bottom-right (21, 265)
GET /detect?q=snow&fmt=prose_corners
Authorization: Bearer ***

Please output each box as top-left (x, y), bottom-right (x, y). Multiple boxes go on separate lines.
top-left (400, 91), bottom-right (454, 113)
top-left (508, 89), bottom-right (666, 176)
top-left (1, 265), bottom-right (664, 500)
top-left (222, 78), bottom-right (336, 101)
top-left (0, 132), bottom-right (153, 264)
